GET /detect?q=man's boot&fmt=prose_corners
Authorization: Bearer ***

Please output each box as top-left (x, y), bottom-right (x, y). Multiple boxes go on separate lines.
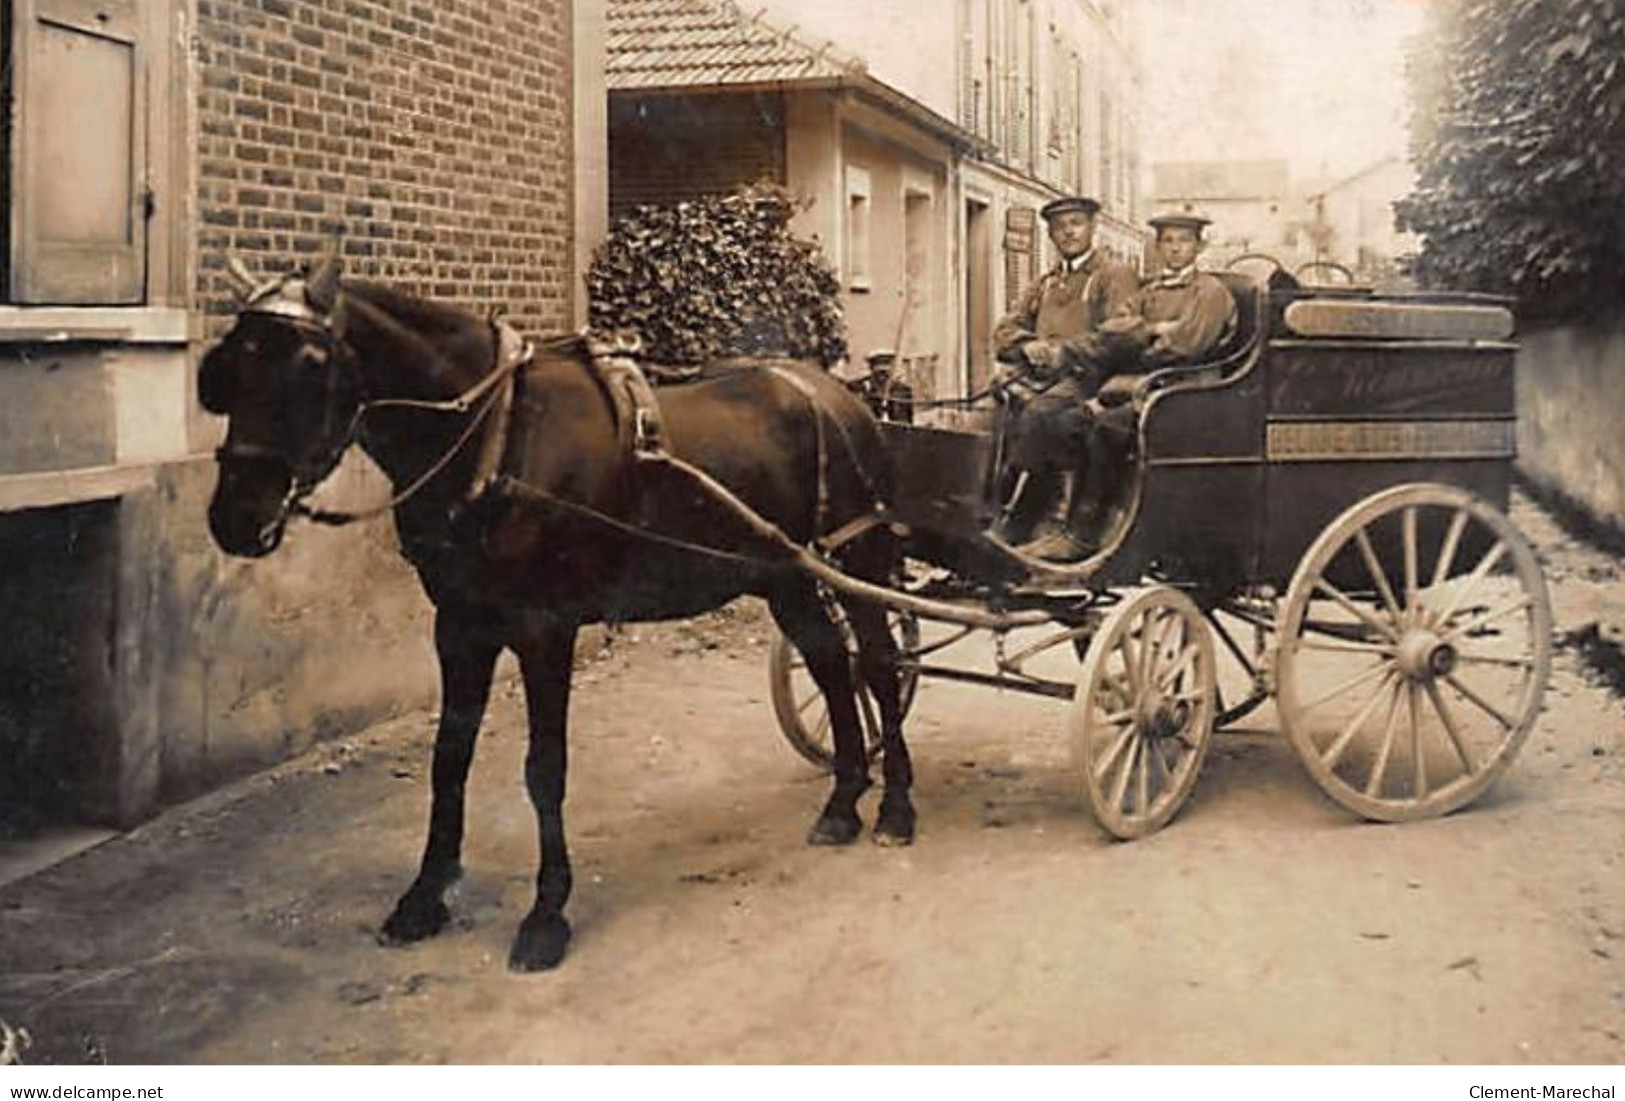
top-left (1016, 471), bottom-right (1095, 563)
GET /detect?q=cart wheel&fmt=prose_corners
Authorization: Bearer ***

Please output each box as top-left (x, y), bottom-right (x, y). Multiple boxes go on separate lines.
top-left (1275, 484), bottom-right (1552, 822)
top-left (768, 607), bottom-right (921, 770)
top-left (1072, 586), bottom-right (1217, 839)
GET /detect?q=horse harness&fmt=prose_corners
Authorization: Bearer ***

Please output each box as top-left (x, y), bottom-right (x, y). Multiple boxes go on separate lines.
top-left (229, 277), bottom-right (886, 565)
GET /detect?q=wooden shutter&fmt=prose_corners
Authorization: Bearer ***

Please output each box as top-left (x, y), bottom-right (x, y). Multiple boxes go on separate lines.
top-left (10, 0), bottom-right (147, 304)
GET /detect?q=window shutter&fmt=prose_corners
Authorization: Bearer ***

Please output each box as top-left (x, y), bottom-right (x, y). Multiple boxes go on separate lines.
top-left (11, 0), bottom-right (147, 304)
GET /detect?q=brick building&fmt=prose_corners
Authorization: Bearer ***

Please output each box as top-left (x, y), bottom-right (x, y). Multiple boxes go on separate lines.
top-left (0, 0), bottom-right (606, 854)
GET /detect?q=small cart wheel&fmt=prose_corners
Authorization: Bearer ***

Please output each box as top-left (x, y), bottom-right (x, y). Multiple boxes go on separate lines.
top-left (1275, 484), bottom-right (1552, 822)
top-left (1072, 586), bottom-right (1218, 839)
top-left (768, 606), bottom-right (921, 770)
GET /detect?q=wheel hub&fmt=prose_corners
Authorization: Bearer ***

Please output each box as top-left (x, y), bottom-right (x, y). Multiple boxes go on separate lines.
top-left (1396, 629), bottom-right (1456, 682)
top-left (1137, 692), bottom-right (1191, 740)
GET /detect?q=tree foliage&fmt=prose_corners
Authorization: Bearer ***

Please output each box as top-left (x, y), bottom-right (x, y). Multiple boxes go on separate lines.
top-left (586, 184), bottom-right (847, 366)
top-left (1396, 0), bottom-right (1625, 322)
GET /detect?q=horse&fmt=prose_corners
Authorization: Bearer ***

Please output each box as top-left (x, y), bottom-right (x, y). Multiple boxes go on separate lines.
top-left (198, 255), bottom-right (914, 971)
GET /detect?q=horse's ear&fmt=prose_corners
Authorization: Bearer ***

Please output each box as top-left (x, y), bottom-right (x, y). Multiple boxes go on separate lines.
top-left (225, 256), bottom-right (258, 301)
top-left (305, 253), bottom-right (343, 314)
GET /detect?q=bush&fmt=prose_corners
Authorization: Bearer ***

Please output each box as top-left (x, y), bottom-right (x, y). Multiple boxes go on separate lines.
top-left (586, 183), bottom-right (847, 366)
top-left (1396, 0), bottom-right (1625, 323)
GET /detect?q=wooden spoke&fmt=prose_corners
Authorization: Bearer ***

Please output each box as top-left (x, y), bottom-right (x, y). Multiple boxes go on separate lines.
top-left (1432, 539), bottom-right (1509, 625)
top-left (1092, 723), bottom-right (1137, 785)
top-left (1409, 681), bottom-right (1428, 800)
top-left (1297, 658), bottom-right (1394, 716)
top-left (1452, 652), bottom-right (1535, 670)
top-left (1355, 527), bottom-right (1404, 621)
top-left (1313, 576), bottom-right (1402, 641)
top-left (1402, 505), bottom-right (1420, 612)
top-left (1424, 678), bottom-right (1478, 775)
top-left (1147, 735), bottom-right (1175, 790)
top-left (1157, 636), bottom-right (1200, 691)
top-left (1431, 509), bottom-right (1470, 589)
top-left (1320, 669), bottom-right (1397, 771)
top-left (795, 689), bottom-right (822, 715)
top-left (1297, 637), bottom-right (1394, 656)
top-left (1443, 672), bottom-right (1516, 732)
top-left (1109, 735), bottom-right (1140, 815)
top-left (1118, 632), bottom-right (1145, 696)
top-left (1363, 680), bottom-right (1405, 798)
top-left (1442, 592), bottom-right (1534, 643)
top-left (1136, 733), bottom-right (1153, 815)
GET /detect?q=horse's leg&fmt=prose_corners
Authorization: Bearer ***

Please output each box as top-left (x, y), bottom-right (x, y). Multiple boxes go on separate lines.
top-left (770, 583), bottom-right (871, 846)
top-left (509, 621), bottom-right (580, 972)
top-left (381, 607), bottom-right (501, 943)
top-left (844, 597), bottom-right (915, 845)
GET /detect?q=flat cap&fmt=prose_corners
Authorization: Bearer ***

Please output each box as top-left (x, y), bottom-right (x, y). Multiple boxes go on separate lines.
top-left (1039, 196), bottom-right (1101, 221)
top-left (1148, 211), bottom-right (1212, 233)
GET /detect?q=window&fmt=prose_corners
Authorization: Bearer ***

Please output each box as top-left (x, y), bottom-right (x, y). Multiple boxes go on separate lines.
top-left (844, 165), bottom-right (872, 292)
top-left (5, 0), bottom-right (148, 304)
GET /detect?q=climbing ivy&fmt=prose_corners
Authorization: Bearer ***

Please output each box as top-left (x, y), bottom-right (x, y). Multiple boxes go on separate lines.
top-left (586, 183), bottom-right (847, 366)
top-left (1396, 0), bottom-right (1625, 323)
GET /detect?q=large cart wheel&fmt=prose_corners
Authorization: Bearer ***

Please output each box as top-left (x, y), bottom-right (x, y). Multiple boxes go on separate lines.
top-left (768, 606), bottom-right (921, 770)
top-left (1072, 586), bottom-right (1218, 839)
top-left (1275, 484), bottom-right (1552, 822)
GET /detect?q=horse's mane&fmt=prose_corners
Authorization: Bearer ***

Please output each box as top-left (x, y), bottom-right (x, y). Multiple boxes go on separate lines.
top-left (344, 280), bottom-right (587, 356)
top-left (343, 280), bottom-right (485, 339)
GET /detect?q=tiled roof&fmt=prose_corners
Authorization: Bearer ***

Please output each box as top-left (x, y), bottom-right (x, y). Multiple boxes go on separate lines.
top-left (606, 0), bottom-right (868, 90)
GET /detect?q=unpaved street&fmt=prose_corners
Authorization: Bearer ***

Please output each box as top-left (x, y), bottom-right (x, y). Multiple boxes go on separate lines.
top-left (1, 495), bottom-right (1622, 1064)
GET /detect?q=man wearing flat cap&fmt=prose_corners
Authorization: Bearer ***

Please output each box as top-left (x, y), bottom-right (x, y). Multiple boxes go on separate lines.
top-left (1137, 211), bottom-right (1236, 369)
top-left (989, 195), bottom-right (1142, 560)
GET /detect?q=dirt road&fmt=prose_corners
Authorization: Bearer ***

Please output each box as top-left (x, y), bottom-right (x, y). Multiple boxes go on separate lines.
top-left (1, 495), bottom-right (1622, 1064)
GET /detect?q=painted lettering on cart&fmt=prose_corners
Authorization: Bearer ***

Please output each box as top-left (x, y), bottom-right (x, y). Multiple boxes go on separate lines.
top-left (1271, 353), bottom-right (1510, 415)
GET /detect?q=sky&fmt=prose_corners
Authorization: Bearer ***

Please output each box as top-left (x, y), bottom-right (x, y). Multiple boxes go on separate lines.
top-left (1139, 0), bottom-right (1431, 186)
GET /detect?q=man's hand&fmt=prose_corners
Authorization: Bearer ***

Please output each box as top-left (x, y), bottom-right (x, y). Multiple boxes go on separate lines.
top-left (1021, 339), bottom-right (1063, 374)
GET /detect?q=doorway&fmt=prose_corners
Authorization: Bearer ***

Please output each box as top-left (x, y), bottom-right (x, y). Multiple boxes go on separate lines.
top-left (965, 198), bottom-right (992, 393)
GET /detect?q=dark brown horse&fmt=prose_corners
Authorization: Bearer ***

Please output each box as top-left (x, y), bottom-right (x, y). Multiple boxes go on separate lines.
top-left (199, 256), bottom-right (913, 971)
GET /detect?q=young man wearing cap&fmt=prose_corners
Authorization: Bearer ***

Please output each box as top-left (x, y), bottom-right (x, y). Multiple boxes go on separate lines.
top-left (1137, 211), bottom-right (1237, 370)
top-left (988, 195), bottom-right (1142, 559)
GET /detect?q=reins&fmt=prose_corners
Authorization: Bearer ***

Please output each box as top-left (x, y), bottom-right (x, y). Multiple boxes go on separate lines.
top-left (293, 366), bottom-right (519, 526)
top-left (228, 278), bottom-right (536, 528)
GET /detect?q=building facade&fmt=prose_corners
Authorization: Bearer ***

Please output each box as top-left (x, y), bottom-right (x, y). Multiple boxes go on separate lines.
top-left (1, 0), bottom-right (606, 838)
top-left (951, 0), bottom-right (1147, 394)
top-left (606, 0), bottom-right (1146, 404)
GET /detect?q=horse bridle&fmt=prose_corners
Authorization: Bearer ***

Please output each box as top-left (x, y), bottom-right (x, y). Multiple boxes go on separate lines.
top-left (216, 275), bottom-right (530, 528)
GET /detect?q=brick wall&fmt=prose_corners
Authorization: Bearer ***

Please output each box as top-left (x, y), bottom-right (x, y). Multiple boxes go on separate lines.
top-left (609, 93), bottom-right (785, 217)
top-left (196, 0), bottom-right (575, 336)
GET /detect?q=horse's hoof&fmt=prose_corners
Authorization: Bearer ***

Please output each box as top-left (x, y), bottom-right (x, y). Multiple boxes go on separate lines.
top-left (806, 813), bottom-right (862, 846)
top-left (509, 911), bottom-right (571, 972)
top-left (379, 895), bottom-right (450, 945)
top-left (873, 821), bottom-right (915, 847)
top-left (873, 804), bottom-right (917, 847)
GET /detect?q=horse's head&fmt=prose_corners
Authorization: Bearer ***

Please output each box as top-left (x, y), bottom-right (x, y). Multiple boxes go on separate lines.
top-left (200, 254), bottom-right (361, 557)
